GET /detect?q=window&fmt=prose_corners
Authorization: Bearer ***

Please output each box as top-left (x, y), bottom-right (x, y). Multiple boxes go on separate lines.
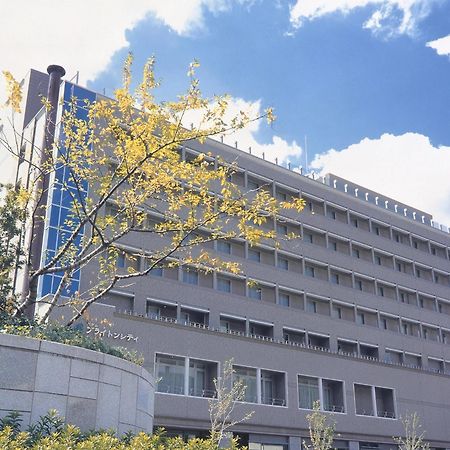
top-left (217, 241), bottom-right (231, 254)
top-left (248, 249), bottom-right (261, 262)
top-left (217, 277), bottom-right (231, 293)
top-left (156, 354), bottom-right (185, 395)
top-left (117, 253), bottom-right (126, 268)
top-left (351, 218), bottom-right (358, 228)
top-left (234, 366), bottom-right (257, 403)
top-left (329, 210), bottom-right (336, 220)
top-left (147, 304), bottom-right (160, 318)
top-left (352, 249), bottom-right (360, 259)
top-left (332, 305), bottom-right (342, 319)
top-left (375, 256), bottom-right (381, 265)
top-left (396, 262), bottom-right (402, 272)
top-left (381, 318), bottom-right (388, 330)
top-left (375, 387), bottom-right (396, 418)
top-left (183, 269), bottom-right (199, 285)
top-left (356, 280), bottom-right (363, 291)
top-left (378, 286), bottom-right (384, 297)
top-left (374, 226), bottom-right (380, 236)
top-left (394, 233), bottom-right (400, 243)
top-left (322, 379), bottom-right (345, 412)
top-left (276, 191), bottom-right (287, 201)
top-left (413, 241), bottom-right (418, 249)
top-left (304, 233), bottom-right (313, 244)
top-left (354, 384), bottom-right (374, 416)
top-left (188, 360), bottom-right (206, 397)
top-left (279, 293), bottom-right (290, 307)
top-left (402, 323), bottom-right (408, 335)
top-left (150, 267), bottom-right (163, 277)
top-left (431, 247), bottom-right (436, 255)
top-left (307, 300), bottom-right (317, 314)
top-left (248, 286), bottom-right (262, 300)
top-left (305, 265), bottom-right (315, 278)
top-left (220, 320), bottom-right (230, 332)
top-left (188, 359), bottom-right (217, 398)
top-left (277, 223), bottom-right (288, 235)
top-left (331, 274), bottom-right (339, 284)
top-left (298, 376), bottom-right (319, 409)
top-left (416, 269), bottom-right (421, 278)
top-left (277, 257), bottom-right (289, 270)
top-left (331, 242), bottom-right (338, 251)
top-left (357, 312), bottom-right (365, 325)
top-left (247, 179), bottom-right (259, 190)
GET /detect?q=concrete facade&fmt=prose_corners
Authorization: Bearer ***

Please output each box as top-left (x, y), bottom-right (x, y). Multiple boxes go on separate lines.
top-left (0, 333), bottom-right (155, 434)
top-left (16, 72), bottom-right (450, 449)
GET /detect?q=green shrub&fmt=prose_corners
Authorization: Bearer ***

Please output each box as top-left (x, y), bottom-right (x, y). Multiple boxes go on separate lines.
top-left (0, 313), bottom-right (143, 365)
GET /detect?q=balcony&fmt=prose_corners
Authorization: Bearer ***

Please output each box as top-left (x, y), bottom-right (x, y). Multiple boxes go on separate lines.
top-left (308, 333), bottom-right (330, 350)
top-left (181, 307), bottom-right (209, 327)
top-left (360, 344), bottom-right (378, 360)
top-left (220, 315), bottom-right (246, 335)
top-left (337, 339), bottom-right (357, 356)
top-left (283, 328), bottom-right (306, 345)
top-left (146, 300), bottom-right (177, 321)
top-left (249, 321), bottom-right (273, 340)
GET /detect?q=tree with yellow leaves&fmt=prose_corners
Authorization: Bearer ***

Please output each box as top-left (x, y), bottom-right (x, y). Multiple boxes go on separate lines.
top-left (1, 55), bottom-right (304, 326)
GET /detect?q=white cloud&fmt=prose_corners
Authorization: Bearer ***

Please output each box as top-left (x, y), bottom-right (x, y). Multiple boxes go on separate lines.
top-left (427, 34), bottom-right (450, 57)
top-left (310, 132), bottom-right (450, 226)
top-left (289, 0), bottom-right (434, 37)
top-left (182, 96), bottom-right (302, 165)
top-left (0, 0), bottom-right (245, 183)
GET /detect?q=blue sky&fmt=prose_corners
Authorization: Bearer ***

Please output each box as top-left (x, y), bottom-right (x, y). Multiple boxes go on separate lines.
top-left (2, 0), bottom-right (450, 224)
top-left (91, 1), bottom-right (450, 158)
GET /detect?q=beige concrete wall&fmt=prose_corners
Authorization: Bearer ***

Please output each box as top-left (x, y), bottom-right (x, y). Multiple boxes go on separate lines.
top-left (0, 333), bottom-right (154, 434)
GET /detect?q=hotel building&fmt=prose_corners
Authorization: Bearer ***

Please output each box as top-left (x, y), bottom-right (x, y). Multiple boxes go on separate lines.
top-left (16, 68), bottom-right (450, 450)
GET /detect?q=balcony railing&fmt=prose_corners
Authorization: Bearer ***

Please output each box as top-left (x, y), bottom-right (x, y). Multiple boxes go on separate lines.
top-left (323, 404), bottom-right (345, 413)
top-left (378, 410), bottom-right (396, 418)
top-left (356, 408), bottom-right (374, 416)
top-left (261, 396), bottom-right (286, 406)
top-left (157, 385), bottom-right (185, 395)
top-left (189, 388), bottom-right (217, 398)
top-left (119, 310), bottom-right (450, 377)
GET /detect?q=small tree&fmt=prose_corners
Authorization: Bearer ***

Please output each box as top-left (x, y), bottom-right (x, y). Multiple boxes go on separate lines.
top-left (1, 56), bottom-right (304, 325)
top-left (209, 359), bottom-right (253, 448)
top-left (394, 412), bottom-right (429, 450)
top-left (303, 401), bottom-right (335, 450)
top-left (0, 185), bottom-right (25, 313)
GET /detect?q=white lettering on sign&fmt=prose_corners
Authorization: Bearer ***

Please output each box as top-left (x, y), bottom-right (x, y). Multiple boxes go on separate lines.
top-left (86, 326), bottom-right (138, 342)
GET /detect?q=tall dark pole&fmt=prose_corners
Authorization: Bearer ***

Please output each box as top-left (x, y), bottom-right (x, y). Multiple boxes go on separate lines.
top-left (23, 65), bottom-right (65, 316)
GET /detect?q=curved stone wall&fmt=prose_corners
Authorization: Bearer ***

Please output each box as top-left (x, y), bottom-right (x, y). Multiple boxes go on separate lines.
top-left (0, 333), bottom-right (154, 434)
